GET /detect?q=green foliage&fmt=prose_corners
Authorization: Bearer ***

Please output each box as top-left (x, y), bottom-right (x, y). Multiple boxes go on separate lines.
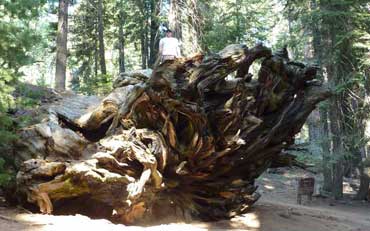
top-left (0, 0), bottom-right (47, 181)
top-left (0, 0), bottom-right (47, 70)
top-left (0, 69), bottom-right (17, 149)
top-left (296, 152), bottom-right (322, 169)
top-left (0, 157), bottom-right (14, 187)
top-left (70, 0), bottom-right (153, 93)
top-left (75, 73), bottom-right (113, 96)
top-left (0, 69), bottom-right (15, 111)
top-left (69, 0), bottom-right (281, 92)
top-left (0, 70), bottom-right (16, 186)
top-left (202, 0), bottom-right (277, 51)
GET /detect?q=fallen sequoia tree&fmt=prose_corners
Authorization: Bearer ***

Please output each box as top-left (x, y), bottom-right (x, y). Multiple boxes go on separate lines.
top-left (14, 44), bottom-right (330, 224)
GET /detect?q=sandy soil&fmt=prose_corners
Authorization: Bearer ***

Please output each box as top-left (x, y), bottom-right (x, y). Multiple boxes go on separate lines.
top-left (1, 168), bottom-right (370, 231)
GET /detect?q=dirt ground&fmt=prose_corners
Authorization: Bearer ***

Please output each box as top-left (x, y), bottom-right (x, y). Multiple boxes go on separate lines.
top-left (1, 168), bottom-right (370, 231)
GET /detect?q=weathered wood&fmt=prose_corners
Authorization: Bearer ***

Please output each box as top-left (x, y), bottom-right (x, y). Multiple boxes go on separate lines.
top-left (15, 44), bottom-right (330, 224)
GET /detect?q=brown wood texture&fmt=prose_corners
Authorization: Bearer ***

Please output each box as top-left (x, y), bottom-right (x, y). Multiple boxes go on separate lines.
top-left (15, 44), bottom-right (330, 224)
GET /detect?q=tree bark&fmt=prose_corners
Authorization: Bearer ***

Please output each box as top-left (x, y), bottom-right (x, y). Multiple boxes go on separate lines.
top-left (329, 96), bottom-right (344, 199)
top-left (357, 172), bottom-right (370, 200)
top-left (356, 150), bottom-right (370, 200)
top-left (55, 0), bottom-right (69, 91)
top-left (320, 107), bottom-right (333, 192)
top-left (168, 0), bottom-right (182, 39)
top-left (310, 0), bottom-right (333, 192)
top-left (183, 0), bottom-right (203, 55)
top-left (118, 0), bottom-right (125, 73)
top-left (140, 32), bottom-right (147, 69)
top-left (98, 0), bottom-right (107, 75)
top-left (307, 111), bottom-right (321, 145)
top-left (319, 0), bottom-right (356, 199)
top-left (94, 18), bottom-right (99, 77)
top-left (168, 0), bottom-right (203, 56)
top-left (148, 0), bottom-right (160, 67)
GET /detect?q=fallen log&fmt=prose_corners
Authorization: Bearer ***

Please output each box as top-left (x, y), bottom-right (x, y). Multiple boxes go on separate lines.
top-left (15, 44), bottom-right (330, 224)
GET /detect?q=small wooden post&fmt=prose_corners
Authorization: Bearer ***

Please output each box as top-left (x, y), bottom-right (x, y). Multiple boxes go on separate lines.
top-left (296, 177), bottom-right (315, 204)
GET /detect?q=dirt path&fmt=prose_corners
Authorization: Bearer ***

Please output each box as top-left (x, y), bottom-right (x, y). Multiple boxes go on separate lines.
top-left (1, 169), bottom-right (369, 231)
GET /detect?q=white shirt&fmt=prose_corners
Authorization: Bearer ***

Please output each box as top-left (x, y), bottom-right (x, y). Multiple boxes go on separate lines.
top-left (159, 37), bottom-right (181, 57)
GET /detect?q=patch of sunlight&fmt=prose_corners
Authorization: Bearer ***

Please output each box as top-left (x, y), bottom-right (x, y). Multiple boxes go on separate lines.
top-left (264, 184), bottom-right (275, 190)
top-left (148, 223), bottom-right (207, 231)
top-left (15, 213), bottom-right (138, 231)
top-left (16, 213), bottom-right (212, 231)
top-left (261, 177), bottom-right (271, 182)
top-left (232, 212), bottom-right (261, 229)
top-left (343, 182), bottom-right (356, 195)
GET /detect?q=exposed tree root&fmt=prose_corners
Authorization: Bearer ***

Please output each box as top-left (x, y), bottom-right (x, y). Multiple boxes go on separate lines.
top-left (15, 43), bottom-right (330, 224)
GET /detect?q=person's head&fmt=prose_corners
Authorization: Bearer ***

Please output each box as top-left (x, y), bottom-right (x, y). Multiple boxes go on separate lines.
top-left (166, 29), bottom-right (173, 37)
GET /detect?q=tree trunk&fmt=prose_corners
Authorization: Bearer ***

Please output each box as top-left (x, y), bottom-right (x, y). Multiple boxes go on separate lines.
top-left (168, 0), bottom-right (182, 40)
top-left (97, 0), bottom-right (107, 75)
top-left (168, 0), bottom-right (203, 56)
top-left (118, 0), bottom-right (125, 73)
top-left (320, 107), bottom-right (332, 192)
top-left (356, 148), bottom-right (370, 200)
top-left (319, 0), bottom-right (356, 199)
top-left (326, 31), bottom-right (344, 198)
top-left (145, 26), bottom-right (149, 68)
top-left (307, 111), bottom-right (321, 145)
top-left (94, 19), bottom-right (99, 77)
top-left (184, 0), bottom-right (203, 55)
top-left (310, 0), bottom-right (333, 192)
top-left (329, 96), bottom-right (344, 199)
top-left (140, 32), bottom-right (147, 69)
top-left (148, 0), bottom-right (159, 67)
top-left (357, 171), bottom-right (370, 200)
top-left (15, 44), bottom-right (330, 224)
top-left (55, 0), bottom-right (69, 91)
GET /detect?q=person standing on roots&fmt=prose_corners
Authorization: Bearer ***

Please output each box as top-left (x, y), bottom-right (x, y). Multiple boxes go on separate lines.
top-left (158, 29), bottom-right (181, 64)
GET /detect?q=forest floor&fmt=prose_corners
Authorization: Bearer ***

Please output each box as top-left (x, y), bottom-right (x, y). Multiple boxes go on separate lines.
top-left (1, 168), bottom-right (370, 231)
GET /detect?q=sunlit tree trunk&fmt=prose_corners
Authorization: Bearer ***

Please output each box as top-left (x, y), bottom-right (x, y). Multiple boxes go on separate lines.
top-left (168, 0), bottom-right (203, 56)
top-left (168, 0), bottom-right (182, 40)
top-left (55, 0), bottom-right (69, 90)
top-left (97, 0), bottom-right (107, 75)
top-left (185, 0), bottom-right (203, 55)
